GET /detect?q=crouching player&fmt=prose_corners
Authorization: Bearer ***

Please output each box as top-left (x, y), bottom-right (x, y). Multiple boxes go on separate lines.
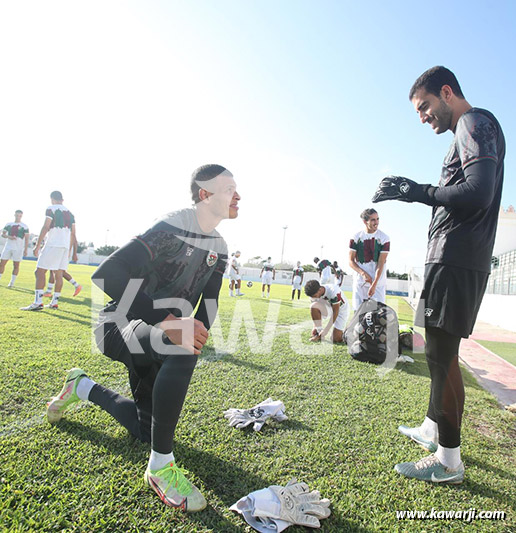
top-left (46, 165), bottom-right (240, 511)
top-left (304, 279), bottom-right (349, 343)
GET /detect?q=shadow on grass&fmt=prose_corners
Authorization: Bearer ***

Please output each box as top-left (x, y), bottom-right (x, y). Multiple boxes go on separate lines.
top-left (200, 347), bottom-right (269, 371)
top-left (54, 419), bottom-right (148, 463)
top-left (175, 442), bottom-right (373, 533)
top-left (59, 296), bottom-right (92, 307)
top-left (42, 311), bottom-right (91, 327)
top-left (463, 453), bottom-right (516, 492)
top-left (1, 286), bottom-right (34, 294)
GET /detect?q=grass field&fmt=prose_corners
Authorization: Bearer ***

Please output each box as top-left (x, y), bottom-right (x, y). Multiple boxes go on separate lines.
top-left (475, 340), bottom-right (516, 368)
top-left (0, 261), bottom-right (515, 532)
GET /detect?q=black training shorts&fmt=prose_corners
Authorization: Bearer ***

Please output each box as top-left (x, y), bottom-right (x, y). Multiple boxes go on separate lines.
top-left (415, 263), bottom-right (489, 338)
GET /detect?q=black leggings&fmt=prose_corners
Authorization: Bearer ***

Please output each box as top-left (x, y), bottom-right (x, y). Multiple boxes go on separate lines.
top-left (425, 327), bottom-right (464, 448)
top-left (92, 320), bottom-right (198, 454)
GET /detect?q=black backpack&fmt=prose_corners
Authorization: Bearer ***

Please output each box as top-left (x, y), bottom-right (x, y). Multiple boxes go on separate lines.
top-left (344, 299), bottom-right (399, 364)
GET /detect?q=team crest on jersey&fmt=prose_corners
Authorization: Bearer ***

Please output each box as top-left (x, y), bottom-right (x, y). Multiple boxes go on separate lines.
top-left (207, 250), bottom-right (218, 267)
top-left (186, 247), bottom-right (194, 257)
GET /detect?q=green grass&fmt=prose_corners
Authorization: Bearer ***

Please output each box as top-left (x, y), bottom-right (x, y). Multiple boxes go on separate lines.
top-left (475, 340), bottom-right (516, 368)
top-left (0, 261), bottom-right (514, 532)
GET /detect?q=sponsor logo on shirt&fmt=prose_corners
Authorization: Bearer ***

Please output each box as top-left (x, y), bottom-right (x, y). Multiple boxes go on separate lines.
top-left (424, 308), bottom-right (434, 317)
top-left (186, 247), bottom-right (194, 256)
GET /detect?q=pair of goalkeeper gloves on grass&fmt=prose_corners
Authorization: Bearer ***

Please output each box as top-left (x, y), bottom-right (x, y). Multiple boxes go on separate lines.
top-left (224, 398), bottom-right (287, 432)
top-left (371, 176), bottom-right (437, 205)
top-left (231, 478), bottom-right (331, 532)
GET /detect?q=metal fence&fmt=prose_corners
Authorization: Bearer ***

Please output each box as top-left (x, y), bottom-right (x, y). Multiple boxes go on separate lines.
top-left (487, 249), bottom-right (516, 295)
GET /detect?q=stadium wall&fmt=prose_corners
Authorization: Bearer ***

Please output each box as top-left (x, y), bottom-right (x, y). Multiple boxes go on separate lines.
top-left (228, 268), bottom-right (409, 296)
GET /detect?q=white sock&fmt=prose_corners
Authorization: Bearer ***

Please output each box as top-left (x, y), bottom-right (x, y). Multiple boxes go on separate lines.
top-left (0, 273), bottom-right (2, 280)
top-left (262, 292), bottom-right (265, 297)
top-left (76, 377), bottom-right (96, 401)
top-left (68, 278), bottom-right (79, 287)
top-left (51, 292), bottom-right (61, 305)
top-left (229, 290), bottom-right (234, 296)
top-left (435, 445), bottom-right (461, 470)
top-left (47, 282), bottom-right (54, 292)
top-left (10, 275), bottom-right (17, 285)
top-left (35, 290), bottom-right (44, 305)
top-left (420, 416), bottom-right (438, 441)
top-left (148, 450), bottom-right (175, 471)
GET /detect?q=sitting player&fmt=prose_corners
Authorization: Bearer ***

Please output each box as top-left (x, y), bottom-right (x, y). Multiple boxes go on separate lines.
top-left (304, 279), bottom-right (349, 343)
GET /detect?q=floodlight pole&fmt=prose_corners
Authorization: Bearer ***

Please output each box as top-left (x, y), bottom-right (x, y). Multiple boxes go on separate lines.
top-left (280, 226), bottom-right (288, 266)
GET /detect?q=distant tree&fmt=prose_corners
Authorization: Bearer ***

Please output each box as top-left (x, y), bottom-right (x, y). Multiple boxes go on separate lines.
top-left (275, 262), bottom-right (294, 270)
top-left (95, 245), bottom-right (119, 256)
top-left (302, 264), bottom-right (317, 272)
top-left (387, 269), bottom-right (408, 280)
top-left (243, 255), bottom-right (263, 267)
top-left (76, 241), bottom-right (87, 253)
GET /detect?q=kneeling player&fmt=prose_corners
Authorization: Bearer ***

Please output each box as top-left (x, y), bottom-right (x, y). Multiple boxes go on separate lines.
top-left (46, 165), bottom-right (240, 511)
top-left (304, 279), bottom-right (349, 343)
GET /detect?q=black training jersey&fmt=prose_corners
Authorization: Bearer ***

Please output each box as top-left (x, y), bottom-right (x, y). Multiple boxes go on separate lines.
top-left (426, 108), bottom-right (505, 273)
top-left (94, 208), bottom-right (228, 325)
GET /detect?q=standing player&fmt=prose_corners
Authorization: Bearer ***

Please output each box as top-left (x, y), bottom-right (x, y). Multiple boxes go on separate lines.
top-left (228, 250), bottom-right (244, 297)
top-left (333, 261), bottom-right (344, 287)
top-left (0, 210), bottom-right (29, 287)
top-left (349, 209), bottom-right (390, 310)
top-left (260, 257), bottom-right (275, 298)
top-left (291, 261), bottom-right (304, 300)
top-left (313, 257), bottom-right (334, 284)
top-left (304, 279), bottom-right (349, 343)
top-left (21, 191), bottom-right (77, 310)
top-left (46, 164), bottom-right (240, 511)
top-left (373, 66), bottom-right (505, 484)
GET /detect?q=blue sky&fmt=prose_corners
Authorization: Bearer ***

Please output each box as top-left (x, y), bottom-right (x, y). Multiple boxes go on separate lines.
top-left (1, 0), bottom-right (514, 272)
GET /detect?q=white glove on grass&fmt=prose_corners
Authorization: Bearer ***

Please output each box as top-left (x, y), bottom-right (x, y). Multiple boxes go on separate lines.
top-left (224, 398), bottom-right (287, 431)
top-left (231, 478), bottom-right (331, 531)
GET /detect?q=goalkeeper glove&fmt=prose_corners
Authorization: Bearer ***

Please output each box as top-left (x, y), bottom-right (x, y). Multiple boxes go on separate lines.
top-left (223, 398), bottom-right (287, 431)
top-left (253, 479), bottom-right (331, 528)
top-left (371, 176), bottom-right (436, 205)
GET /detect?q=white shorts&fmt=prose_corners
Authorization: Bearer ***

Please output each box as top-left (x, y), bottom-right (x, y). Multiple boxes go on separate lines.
top-left (1, 247), bottom-right (23, 262)
top-left (37, 246), bottom-right (70, 271)
top-left (311, 296), bottom-right (349, 331)
top-left (262, 272), bottom-right (273, 285)
top-left (352, 279), bottom-right (386, 310)
top-left (293, 276), bottom-right (302, 290)
top-left (229, 273), bottom-right (241, 282)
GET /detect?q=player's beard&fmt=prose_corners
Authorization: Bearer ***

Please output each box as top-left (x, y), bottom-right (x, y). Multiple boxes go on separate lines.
top-left (432, 98), bottom-right (453, 134)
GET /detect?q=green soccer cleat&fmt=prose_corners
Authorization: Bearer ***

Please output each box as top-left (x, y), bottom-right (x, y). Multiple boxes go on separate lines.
top-left (145, 462), bottom-right (207, 512)
top-left (395, 454), bottom-right (464, 484)
top-left (398, 425), bottom-right (438, 453)
top-left (46, 368), bottom-right (87, 423)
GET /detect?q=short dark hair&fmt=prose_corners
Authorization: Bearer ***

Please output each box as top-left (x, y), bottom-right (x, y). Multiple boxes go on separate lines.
top-left (190, 164), bottom-right (232, 203)
top-left (333, 260), bottom-right (338, 267)
top-left (50, 190), bottom-right (63, 201)
top-left (409, 66), bottom-right (464, 100)
top-left (305, 279), bottom-right (321, 297)
top-left (360, 208), bottom-right (377, 222)
top-left (313, 257), bottom-right (319, 264)
top-left (15, 209), bottom-right (23, 214)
